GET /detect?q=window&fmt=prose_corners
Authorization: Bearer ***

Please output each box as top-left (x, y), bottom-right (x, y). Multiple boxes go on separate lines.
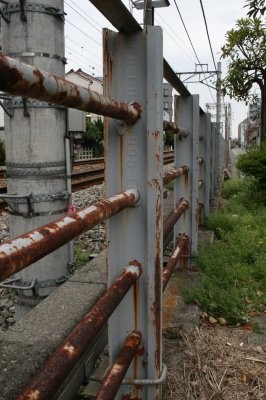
top-left (163, 102), bottom-right (169, 110)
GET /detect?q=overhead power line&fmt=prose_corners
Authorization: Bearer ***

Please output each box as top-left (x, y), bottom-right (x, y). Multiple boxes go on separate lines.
top-left (65, 19), bottom-right (102, 47)
top-left (172, 0), bottom-right (201, 65)
top-left (65, 0), bottom-right (102, 33)
top-left (199, 0), bottom-right (217, 71)
top-left (172, 0), bottom-right (215, 102)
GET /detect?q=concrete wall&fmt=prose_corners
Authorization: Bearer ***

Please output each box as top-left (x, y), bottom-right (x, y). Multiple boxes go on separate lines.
top-left (0, 253), bottom-right (107, 400)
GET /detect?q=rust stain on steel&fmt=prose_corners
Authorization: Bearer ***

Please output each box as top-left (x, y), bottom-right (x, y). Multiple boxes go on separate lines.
top-left (17, 265), bottom-right (142, 400)
top-left (151, 252), bottom-right (162, 373)
top-left (184, 171), bottom-right (189, 192)
top-left (163, 165), bottom-right (189, 186)
top-left (180, 237), bottom-right (190, 269)
top-left (163, 199), bottom-right (189, 239)
top-left (163, 234), bottom-right (189, 291)
top-left (103, 29), bottom-right (113, 92)
top-left (196, 202), bottom-right (204, 226)
top-left (0, 54), bottom-right (141, 124)
top-left (95, 331), bottom-right (142, 400)
top-left (0, 189), bottom-right (139, 282)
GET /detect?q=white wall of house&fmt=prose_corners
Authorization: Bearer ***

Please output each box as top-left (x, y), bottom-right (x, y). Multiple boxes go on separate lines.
top-left (66, 69), bottom-right (103, 122)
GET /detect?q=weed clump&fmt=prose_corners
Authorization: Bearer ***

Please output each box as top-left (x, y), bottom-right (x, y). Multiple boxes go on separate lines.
top-left (185, 179), bottom-right (266, 324)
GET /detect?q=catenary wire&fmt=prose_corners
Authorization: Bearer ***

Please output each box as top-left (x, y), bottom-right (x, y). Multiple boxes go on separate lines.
top-left (171, 0), bottom-right (215, 101)
top-left (65, 1), bottom-right (102, 33)
top-left (65, 19), bottom-right (102, 47)
top-left (199, 0), bottom-right (217, 71)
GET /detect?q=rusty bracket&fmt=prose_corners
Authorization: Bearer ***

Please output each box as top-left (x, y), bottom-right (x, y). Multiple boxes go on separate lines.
top-left (1, 3), bottom-right (66, 21)
top-left (0, 193), bottom-right (34, 216)
top-left (0, 0), bottom-right (9, 23)
top-left (0, 277), bottom-right (36, 290)
top-left (22, 97), bottom-right (30, 117)
top-left (19, 0), bottom-right (27, 21)
top-left (0, 191), bottom-right (70, 217)
top-left (0, 97), bottom-right (14, 118)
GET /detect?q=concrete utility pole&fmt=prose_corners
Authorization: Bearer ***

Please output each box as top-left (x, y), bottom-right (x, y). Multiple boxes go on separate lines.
top-left (216, 61), bottom-right (222, 186)
top-left (1, 0), bottom-right (71, 318)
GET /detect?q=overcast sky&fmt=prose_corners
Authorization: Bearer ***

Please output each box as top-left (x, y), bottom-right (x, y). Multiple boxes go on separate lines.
top-left (65, 0), bottom-right (251, 137)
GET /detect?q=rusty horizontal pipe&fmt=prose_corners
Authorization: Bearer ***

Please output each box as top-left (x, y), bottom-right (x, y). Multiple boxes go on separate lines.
top-left (0, 188), bottom-right (139, 282)
top-left (96, 330), bottom-right (142, 400)
top-left (163, 165), bottom-right (189, 186)
top-left (163, 121), bottom-right (190, 137)
top-left (163, 199), bottom-right (189, 239)
top-left (17, 263), bottom-right (142, 400)
top-left (0, 54), bottom-right (141, 124)
top-left (163, 234), bottom-right (189, 291)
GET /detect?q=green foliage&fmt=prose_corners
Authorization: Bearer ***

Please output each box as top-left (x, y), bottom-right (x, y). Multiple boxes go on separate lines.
top-left (74, 246), bottom-right (91, 269)
top-left (221, 178), bottom-right (246, 199)
top-left (164, 131), bottom-right (174, 147)
top-left (82, 119), bottom-right (104, 157)
top-left (221, 18), bottom-right (265, 102)
top-left (245, 0), bottom-right (266, 17)
top-left (221, 12), bottom-right (266, 140)
top-left (0, 141), bottom-right (5, 166)
top-left (236, 145), bottom-right (266, 190)
top-left (185, 179), bottom-right (266, 324)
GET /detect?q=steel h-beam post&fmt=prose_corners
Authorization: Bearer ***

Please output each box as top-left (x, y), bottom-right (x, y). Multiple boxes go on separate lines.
top-left (210, 122), bottom-right (216, 207)
top-left (1, 0), bottom-right (70, 317)
top-left (174, 95), bottom-right (199, 266)
top-left (204, 113), bottom-right (211, 217)
top-left (104, 26), bottom-right (163, 399)
top-left (199, 114), bottom-right (205, 218)
top-left (215, 124), bottom-right (220, 193)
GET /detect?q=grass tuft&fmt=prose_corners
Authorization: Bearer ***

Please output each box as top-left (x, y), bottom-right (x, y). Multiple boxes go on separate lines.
top-left (185, 179), bottom-right (266, 324)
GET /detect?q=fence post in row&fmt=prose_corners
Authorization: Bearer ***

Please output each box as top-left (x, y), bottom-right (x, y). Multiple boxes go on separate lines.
top-left (174, 95), bottom-right (200, 267)
top-left (103, 26), bottom-right (163, 399)
top-left (199, 113), bottom-right (211, 220)
top-left (1, 0), bottom-right (70, 318)
top-left (210, 122), bottom-right (216, 208)
top-left (215, 124), bottom-right (221, 195)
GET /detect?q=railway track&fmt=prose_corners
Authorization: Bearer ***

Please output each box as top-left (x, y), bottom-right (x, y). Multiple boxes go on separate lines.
top-left (0, 151), bottom-right (174, 212)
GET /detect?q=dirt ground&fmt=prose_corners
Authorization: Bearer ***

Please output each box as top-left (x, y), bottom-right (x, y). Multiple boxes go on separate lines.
top-left (162, 323), bottom-right (265, 400)
top-left (162, 268), bottom-right (266, 400)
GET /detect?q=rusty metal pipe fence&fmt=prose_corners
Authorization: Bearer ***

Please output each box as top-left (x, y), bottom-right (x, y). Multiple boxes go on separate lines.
top-left (0, 1), bottom-right (224, 399)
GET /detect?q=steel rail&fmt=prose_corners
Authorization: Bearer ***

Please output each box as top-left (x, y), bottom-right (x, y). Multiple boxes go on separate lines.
top-left (0, 188), bottom-right (139, 282)
top-left (163, 165), bottom-right (189, 186)
top-left (163, 199), bottom-right (189, 239)
top-left (17, 264), bottom-right (142, 400)
top-left (0, 54), bottom-right (141, 124)
top-left (95, 331), bottom-right (142, 400)
top-left (163, 234), bottom-right (189, 291)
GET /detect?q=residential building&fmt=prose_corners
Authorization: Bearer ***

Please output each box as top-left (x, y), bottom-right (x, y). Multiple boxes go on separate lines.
top-left (66, 69), bottom-right (104, 159)
top-left (163, 82), bottom-right (173, 121)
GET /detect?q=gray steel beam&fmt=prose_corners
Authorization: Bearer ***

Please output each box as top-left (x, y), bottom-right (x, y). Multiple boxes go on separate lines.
top-left (104, 26), bottom-right (163, 399)
top-left (174, 95), bottom-right (199, 265)
top-left (89, 0), bottom-right (192, 97)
